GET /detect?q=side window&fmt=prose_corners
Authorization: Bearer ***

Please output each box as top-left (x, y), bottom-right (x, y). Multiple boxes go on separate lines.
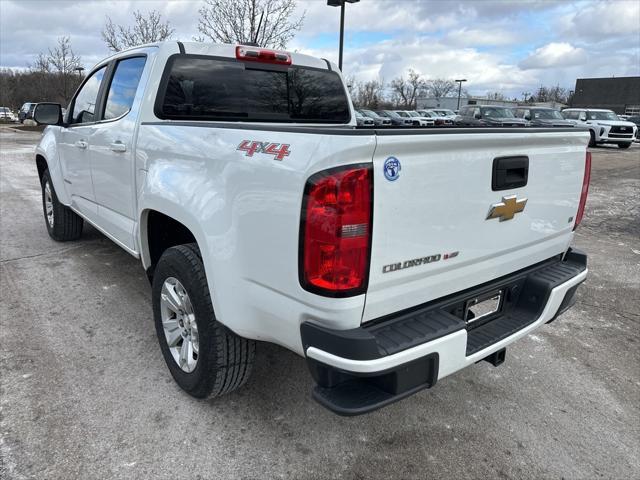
top-left (104, 57), bottom-right (147, 121)
top-left (71, 66), bottom-right (106, 124)
top-left (473, 108), bottom-right (481, 118)
top-left (563, 111), bottom-right (576, 120)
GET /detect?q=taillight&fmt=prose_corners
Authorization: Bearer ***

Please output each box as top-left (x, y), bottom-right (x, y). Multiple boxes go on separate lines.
top-left (574, 151), bottom-right (591, 230)
top-left (235, 46), bottom-right (291, 65)
top-left (300, 165), bottom-right (373, 296)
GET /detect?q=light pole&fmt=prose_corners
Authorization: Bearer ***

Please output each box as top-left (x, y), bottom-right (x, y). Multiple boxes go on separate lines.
top-left (327, 0), bottom-right (359, 71)
top-left (455, 79), bottom-right (467, 111)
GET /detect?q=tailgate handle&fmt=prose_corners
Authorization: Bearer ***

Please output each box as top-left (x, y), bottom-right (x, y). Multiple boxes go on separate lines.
top-left (492, 156), bottom-right (528, 191)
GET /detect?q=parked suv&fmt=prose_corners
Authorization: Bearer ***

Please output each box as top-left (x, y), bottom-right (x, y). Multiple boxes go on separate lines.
top-left (417, 109), bottom-right (449, 125)
top-left (355, 110), bottom-right (374, 126)
top-left (377, 110), bottom-right (413, 126)
top-left (512, 107), bottom-right (573, 127)
top-left (397, 110), bottom-right (433, 127)
top-left (18, 102), bottom-right (37, 123)
top-left (625, 116), bottom-right (640, 142)
top-left (456, 105), bottom-right (528, 127)
top-left (431, 109), bottom-right (457, 123)
top-left (359, 109), bottom-right (392, 126)
top-left (562, 108), bottom-right (637, 148)
top-left (0, 107), bottom-right (17, 122)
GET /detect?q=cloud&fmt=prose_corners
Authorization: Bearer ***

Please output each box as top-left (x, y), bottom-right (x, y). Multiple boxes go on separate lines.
top-left (0, 0), bottom-right (638, 99)
top-left (443, 27), bottom-right (519, 48)
top-left (519, 42), bottom-right (587, 69)
top-left (331, 37), bottom-right (538, 94)
top-left (560, 0), bottom-right (640, 39)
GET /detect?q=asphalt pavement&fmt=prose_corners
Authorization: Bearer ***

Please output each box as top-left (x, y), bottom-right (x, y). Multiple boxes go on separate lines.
top-left (1, 127), bottom-right (639, 479)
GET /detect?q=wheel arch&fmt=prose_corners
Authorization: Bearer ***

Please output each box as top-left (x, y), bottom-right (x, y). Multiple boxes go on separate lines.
top-left (35, 130), bottom-right (70, 205)
top-left (36, 154), bottom-right (48, 184)
top-left (139, 208), bottom-right (203, 279)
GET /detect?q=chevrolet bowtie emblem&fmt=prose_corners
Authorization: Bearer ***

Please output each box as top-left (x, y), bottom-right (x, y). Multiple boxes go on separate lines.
top-left (486, 195), bottom-right (527, 221)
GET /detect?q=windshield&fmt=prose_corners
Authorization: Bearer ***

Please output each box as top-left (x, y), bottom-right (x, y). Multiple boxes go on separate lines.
top-left (396, 111), bottom-right (409, 117)
top-left (588, 111), bottom-right (619, 121)
top-left (482, 107), bottom-right (515, 118)
top-left (361, 109), bottom-right (380, 118)
top-left (532, 109), bottom-right (564, 120)
top-left (439, 110), bottom-right (455, 116)
top-left (408, 111), bottom-right (420, 117)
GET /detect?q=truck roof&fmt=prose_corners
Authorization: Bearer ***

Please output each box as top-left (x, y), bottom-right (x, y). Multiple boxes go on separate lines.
top-left (99, 41), bottom-right (332, 71)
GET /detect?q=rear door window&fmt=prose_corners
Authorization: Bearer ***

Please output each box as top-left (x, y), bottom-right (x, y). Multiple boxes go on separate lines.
top-left (104, 56), bottom-right (147, 120)
top-left (157, 56), bottom-right (350, 123)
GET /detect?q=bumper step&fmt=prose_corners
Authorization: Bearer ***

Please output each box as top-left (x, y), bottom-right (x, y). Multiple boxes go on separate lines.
top-left (467, 250), bottom-right (587, 355)
top-left (309, 353), bottom-right (439, 416)
top-left (302, 249), bottom-right (587, 416)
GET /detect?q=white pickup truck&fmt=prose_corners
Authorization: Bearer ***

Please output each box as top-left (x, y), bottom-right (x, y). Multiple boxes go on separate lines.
top-left (32, 42), bottom-right (590, 415)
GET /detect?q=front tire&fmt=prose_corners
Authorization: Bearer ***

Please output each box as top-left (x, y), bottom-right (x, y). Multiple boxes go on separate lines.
top-left (41, 170), bottom-right (83, 241)
top-left (618, 142), bottom-right (631, 149)
top-left (152, 243), bottom-right (255, 398)
top-left (588, 130), bottom-right (596, 147)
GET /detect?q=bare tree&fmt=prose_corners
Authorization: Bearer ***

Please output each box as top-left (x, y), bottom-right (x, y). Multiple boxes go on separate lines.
top-left (352, 79), bottom-right (385, 109)
top-left (102, 10), bottom-right (174, 52)
top-left (426, 78), bottom-right (456, 100)
top-left (47, 36), bottom-right (83, 102)
top-left (389, 70), bottom-right (426, 109)
top-left (197, 0), bottom-right (305, 49)
top-left (486, 91), bottom-right (507, 101)
top-left (31, 53), bottom-right (51, 73)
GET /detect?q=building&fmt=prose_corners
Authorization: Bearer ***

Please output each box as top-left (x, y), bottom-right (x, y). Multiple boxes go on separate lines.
top-left (417, 96), bottom-right (565, 111)
top-left (571, 77), bottom-right (640, 115)
top-left (417, 96), bottom-right (521, 111)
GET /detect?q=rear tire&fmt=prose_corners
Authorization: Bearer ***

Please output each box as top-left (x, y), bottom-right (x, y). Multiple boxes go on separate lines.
top-left (618, 142), bottom-right (631, 149)
top-left (152, 243), bottom-right (255, 398)
top-left (41, 170), bottom-right (83, 241)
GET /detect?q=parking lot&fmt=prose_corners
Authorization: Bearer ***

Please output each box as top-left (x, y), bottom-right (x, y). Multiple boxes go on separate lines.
top-left (1, 128), bottom-right (638, 479)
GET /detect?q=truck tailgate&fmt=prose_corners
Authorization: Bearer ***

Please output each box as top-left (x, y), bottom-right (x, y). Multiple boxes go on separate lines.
top-left (363, 129), bottom-right (589, 322)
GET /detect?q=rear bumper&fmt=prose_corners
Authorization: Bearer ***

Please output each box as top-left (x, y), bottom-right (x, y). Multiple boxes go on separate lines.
top-left (302, 249), bottom-right (587, 416)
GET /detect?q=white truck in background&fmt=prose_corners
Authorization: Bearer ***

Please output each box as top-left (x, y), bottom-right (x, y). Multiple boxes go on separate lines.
top-left (32, 42), bottom-right (589, 415)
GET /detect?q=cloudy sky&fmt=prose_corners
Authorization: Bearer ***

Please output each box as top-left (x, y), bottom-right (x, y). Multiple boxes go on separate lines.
top-left (1, 0), bottom-right (639, 97)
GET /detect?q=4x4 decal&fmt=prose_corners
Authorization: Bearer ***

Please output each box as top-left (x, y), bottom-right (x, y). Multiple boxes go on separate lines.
top-left (237, 140), bottom-right (291, 161)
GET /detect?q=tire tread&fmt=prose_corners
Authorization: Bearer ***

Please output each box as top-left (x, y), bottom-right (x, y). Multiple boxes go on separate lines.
top-left (154, 243), bottom-right (255, 399)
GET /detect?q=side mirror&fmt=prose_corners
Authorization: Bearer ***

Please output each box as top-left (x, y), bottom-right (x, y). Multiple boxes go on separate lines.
top-left (579, 115), bottom-right (587, 122)
top-left (524, 115), bottom-right (531, 121)
top-left (474, 113), bottom-right (482, 119)
top-left (33, 103), bottom-right (63, 126)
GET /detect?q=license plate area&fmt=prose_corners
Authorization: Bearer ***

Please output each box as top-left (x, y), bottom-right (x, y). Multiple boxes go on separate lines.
top-left (465, 290), bottom-right (503, 326)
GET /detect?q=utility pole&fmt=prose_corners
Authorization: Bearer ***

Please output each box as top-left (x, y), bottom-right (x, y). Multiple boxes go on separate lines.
top-left (455, 79), bottom-right (467, 111)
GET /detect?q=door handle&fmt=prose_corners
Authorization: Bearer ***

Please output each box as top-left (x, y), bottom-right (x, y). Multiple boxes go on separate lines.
top-left (110, 141), bottom-right (127, 153)
top-left (109, 141), bottom-right (127, 152)
top-left (74, 140), bottom-right (88, 149)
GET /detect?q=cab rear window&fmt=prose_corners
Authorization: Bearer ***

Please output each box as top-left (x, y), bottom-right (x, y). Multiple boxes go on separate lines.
top-left (156, 55), bottom-right (350, 123)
